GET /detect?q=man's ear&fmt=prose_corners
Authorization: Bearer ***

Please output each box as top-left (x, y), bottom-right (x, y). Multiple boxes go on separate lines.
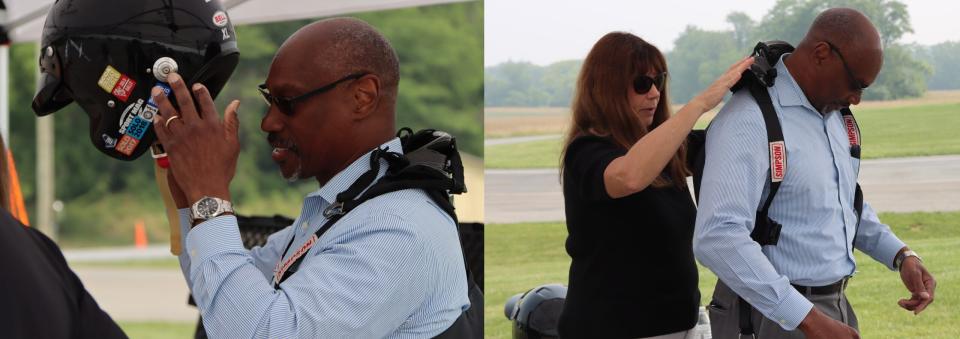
top-left (812, 42), bottom-right (831, 66)
top-left (352, 75), bottom-right (380, 119)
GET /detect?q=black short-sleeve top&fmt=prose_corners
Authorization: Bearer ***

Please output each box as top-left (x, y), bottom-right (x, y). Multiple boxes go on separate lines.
top-left (558, 135), bottom-right (700, 338)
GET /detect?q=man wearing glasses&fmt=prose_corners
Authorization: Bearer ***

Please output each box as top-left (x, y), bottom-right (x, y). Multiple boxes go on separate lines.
top-left (694, 8), bottom-right (935, 339)
top-left (150, 17), bottom-right (470, 338)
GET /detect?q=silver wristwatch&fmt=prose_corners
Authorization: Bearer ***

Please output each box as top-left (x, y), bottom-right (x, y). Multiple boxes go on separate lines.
top-left (190, 196), bottom-right (234, 222)
top-left (895, 250), bottom-right (922, 271)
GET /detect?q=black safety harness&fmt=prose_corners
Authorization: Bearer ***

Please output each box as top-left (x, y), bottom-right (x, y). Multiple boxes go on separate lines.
top-left (272, 128), bottom-right (482, 339)
top-left (691, 41), bottom-right (865, 338)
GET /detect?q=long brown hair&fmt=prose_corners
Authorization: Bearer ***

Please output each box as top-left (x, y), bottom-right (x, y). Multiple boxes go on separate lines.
top-left (560, 32), bottom-right (689, 189)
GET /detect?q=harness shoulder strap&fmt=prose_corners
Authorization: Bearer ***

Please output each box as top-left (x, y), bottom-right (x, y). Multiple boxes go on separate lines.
top-left (746, 80), bottom-right (785, 247)
top-left (271, 129), bottom-right (482, 338)
top-left (840, 108), bottom-right (865, 228)
top-left (275, 130), bottom-right (467, 287)
top-left (735, 41), bottom-right (792, 338)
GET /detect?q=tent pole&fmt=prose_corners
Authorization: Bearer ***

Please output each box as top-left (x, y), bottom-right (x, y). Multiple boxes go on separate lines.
top-left (1, 1), bottom-right (9, 145)
top-left (36, 45), bottom-right (55, 240)
top-left (1, 44), bottom-right (8, 145)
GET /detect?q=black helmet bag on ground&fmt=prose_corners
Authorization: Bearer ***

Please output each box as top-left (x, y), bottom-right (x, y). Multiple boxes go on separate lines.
top-left (33, 0), bottom-right (239, 160)
top-left (504, 283), bottom-right (567, 339)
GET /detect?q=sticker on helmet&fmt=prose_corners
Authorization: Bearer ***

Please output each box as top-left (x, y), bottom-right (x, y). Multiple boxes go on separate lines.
top-left (98, 66), bottom-right (122, 93)
top-left (119, 99), bottom-right (145, 134)
top-left (213, 11), bottom-right (229, 27)
top-left (125, 116), bottom-right (152, 140)
top-left (112, 75), bottom-right (137, 102)
top-left (222, 28), bottom-right (231, 40)
top-left (141, 105), bottom-right (158, 121)
top-left (115, 135), bottom-right (140, 156)
top-left (102, 134), bottom-right (117, 149)
top-left (147, 83), bottom-right (172, 108)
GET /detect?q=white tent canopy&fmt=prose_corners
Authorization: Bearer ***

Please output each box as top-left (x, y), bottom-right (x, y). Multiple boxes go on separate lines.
top-left (4, 0), bottom-right (467, 42)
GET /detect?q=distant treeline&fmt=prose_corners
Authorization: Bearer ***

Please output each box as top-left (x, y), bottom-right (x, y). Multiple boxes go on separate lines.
top-left (486, 0), bottom-right (960, 107)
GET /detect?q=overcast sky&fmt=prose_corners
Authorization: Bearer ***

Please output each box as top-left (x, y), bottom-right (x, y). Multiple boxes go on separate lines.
top-left (484, 0), bottom-right (960, 66)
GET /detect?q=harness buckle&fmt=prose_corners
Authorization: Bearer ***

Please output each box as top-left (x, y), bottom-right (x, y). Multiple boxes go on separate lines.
top-left (323, 201), bottom-right (345, 218)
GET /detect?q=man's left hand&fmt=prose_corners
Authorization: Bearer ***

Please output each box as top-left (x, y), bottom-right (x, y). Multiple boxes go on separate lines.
top-left (152, 73), bottom-right (241, 205)
top-left (898, 255), bottom-right (936, 314)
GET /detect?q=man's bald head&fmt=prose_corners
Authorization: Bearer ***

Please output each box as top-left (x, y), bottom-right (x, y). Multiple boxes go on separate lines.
top-left (799, 8), bottom-right (882, 55)
top-left (787, 8), bottom-right (884, 113)
top-left (275, 17), bottom-right (400, 102)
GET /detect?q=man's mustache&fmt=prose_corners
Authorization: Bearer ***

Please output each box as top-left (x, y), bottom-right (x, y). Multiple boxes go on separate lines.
top-left (267, 133), bottom-right (299, 153)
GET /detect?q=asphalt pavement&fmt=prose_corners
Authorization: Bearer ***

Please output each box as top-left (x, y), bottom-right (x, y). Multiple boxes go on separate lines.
top-left (486, 155), bottom-right (960, 224)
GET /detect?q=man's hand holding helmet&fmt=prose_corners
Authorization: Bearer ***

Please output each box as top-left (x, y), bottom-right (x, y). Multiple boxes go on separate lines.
top-left (151, 73), bottom-right (240, 210)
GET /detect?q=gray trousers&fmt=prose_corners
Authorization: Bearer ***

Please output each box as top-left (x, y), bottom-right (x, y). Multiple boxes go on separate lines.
top-left (707, 280), bottom-right (859, 339)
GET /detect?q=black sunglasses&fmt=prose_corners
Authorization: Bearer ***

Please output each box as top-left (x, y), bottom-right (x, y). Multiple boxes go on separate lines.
top-left (634, 72), bottom-right (667, 94)
top-left (258, 72), bottom-right (368, 115)
top-left (824, 41), bottom-right (867, 92)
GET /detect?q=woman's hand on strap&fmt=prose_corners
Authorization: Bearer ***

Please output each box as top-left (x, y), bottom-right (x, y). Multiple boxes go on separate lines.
top-left (603, 56), bottom-right (753, 198)
top-left (686, 56), bottom-right (754, 114)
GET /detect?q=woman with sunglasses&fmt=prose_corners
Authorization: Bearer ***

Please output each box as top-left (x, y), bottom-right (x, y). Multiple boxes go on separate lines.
top-left (558, 32), bottom-right (753, 338)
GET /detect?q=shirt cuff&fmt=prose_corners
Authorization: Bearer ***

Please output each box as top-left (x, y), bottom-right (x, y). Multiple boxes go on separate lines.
top-left (177, 208), bottom-right (192, 264)
top-left (874, 233), bottom-right (908, 271)
top-left (177, 208), bottom-right (192, 246)
top-left (768, 289), bottom-right (814, 331)
top-left (185, 215), bottom-right (245, 274)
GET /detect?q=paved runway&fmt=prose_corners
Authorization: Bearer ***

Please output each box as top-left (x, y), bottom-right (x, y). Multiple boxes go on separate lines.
top-left (485, 134), bottom-right (561, 146)
top-left (72, 266), bottom-right (198, 323)
top-left (486, 155), bottom-right (960, 224)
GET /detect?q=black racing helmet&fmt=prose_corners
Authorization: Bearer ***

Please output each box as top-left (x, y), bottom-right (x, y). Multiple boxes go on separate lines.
top-left (32, 0), bottom-right (240, 160)
top-left (504, 283), bottom-right (567, 339)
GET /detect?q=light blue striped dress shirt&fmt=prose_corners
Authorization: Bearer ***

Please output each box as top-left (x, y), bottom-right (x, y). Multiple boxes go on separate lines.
top-left (176, 137), bottom-right (470, 338)
top-left (693, 54), bottom-right (906, 331)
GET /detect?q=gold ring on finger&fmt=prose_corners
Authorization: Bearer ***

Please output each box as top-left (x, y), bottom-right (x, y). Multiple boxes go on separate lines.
top-left (164, 116), bottom-right (181, 128)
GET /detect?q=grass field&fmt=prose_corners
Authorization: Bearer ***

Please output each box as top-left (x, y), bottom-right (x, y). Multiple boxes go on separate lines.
top-left (68, 258), bottom-right (182, 270)
top-left (486, 91), bottom-right (960, 169)
top-left (486, 211), bottom-right (960, 338)
top-left (117, 322), bottom-right (194, 338)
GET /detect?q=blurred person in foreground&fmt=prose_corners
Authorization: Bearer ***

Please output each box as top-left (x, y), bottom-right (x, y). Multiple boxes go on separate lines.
top-left (0, 135), bottom-right (127, 339)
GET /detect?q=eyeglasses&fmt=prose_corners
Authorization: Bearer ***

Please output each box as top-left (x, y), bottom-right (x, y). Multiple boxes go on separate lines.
top-left (258, 72), bottom-right (368, 115)
top-left (634, 72), bottom-right (667, 94)
top-left (824, 41), bottom-right (866, 92)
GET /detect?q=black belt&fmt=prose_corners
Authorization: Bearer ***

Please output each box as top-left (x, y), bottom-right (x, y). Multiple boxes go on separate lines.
top-left (791, 277), bottom-right (850, 296)
top-left (737, 277), bottom-right (852, 338)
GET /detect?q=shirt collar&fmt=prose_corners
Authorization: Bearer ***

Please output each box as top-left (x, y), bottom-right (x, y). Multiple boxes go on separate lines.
top-left (773, 53), bottom-right (820, 114)
top-left (305, 137), bottom-right (404, 205)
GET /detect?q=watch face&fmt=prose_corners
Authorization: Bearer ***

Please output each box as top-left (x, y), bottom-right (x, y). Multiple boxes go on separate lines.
top-left (198, 198), bottom-right (220, 217)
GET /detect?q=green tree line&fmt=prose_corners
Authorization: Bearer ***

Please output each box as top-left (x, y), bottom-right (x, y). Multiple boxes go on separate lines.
top-left (486, 0), bottom-right (958, 107)
top-left (7, 2), bottom-right (482, 243)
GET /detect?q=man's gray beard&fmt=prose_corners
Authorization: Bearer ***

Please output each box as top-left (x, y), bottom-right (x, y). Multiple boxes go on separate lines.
top-left (283, 164), bottom-right (302, 183)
